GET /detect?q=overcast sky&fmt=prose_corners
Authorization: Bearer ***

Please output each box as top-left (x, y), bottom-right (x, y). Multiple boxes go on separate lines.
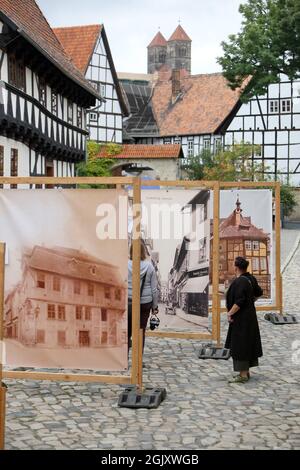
top-left (37, 0), bottom-right (245, 75)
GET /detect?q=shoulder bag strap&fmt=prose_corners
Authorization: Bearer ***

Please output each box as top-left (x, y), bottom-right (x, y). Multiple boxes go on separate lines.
top-left (140, 266), bottom-right (149, 296)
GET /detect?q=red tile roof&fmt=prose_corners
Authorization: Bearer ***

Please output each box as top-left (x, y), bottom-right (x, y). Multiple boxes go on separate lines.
top-left (219, 199), bottom-right (269, 240)
top-left (97, 144), bottom-right (183, 159)
top-left (54, 25), bottom-right (101, 74)
top-left (0, 0), bottom-right (99, 98)
top-left (151, 73), bottom-right (244, 136)
top-left (148, 31), bottom-right (167, 48)
top-left (54, 24), bottom-right (129, 116)
top-left (168, 25), bottom-right (191, 42)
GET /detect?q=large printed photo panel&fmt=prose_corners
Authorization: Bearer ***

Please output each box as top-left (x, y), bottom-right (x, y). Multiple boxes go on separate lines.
top-left (0, 189), bottom-right (128, 371)
top-left (139, 189), bottom-right (210, 332)
top-left (209, 189), bottom-right (274, 304)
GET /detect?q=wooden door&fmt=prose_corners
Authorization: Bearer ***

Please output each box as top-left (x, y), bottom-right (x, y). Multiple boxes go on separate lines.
top-left (79, 330), bottom-right (90, 347)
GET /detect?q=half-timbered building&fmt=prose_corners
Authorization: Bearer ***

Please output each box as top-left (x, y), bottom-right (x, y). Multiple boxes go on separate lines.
top-left (120, 68), bottom-right (242, 164)
top-left (0, 0), bottom-right (99, 183)
top-left (225, 74), bottom-right (300, 186)
top-left (210, 197), bottom-right (271, 297)
top-left (54, 24), bottom-right (128, 144)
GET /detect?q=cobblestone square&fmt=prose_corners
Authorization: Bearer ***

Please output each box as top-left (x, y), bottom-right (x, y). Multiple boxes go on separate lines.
top-left (3, 230), bottom-right (300, 450)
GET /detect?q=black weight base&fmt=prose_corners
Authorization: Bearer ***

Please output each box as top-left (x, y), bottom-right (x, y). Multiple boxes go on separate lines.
top-left (264, 313), bottom-right (298, 324)
top-left (198, 345), bottom-right (230, 360)
top-left (118, 386), bottom-right (167, 409)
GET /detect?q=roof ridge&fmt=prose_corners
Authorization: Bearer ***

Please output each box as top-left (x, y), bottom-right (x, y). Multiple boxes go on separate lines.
top-left (53, 24), bottom-right (102, 30)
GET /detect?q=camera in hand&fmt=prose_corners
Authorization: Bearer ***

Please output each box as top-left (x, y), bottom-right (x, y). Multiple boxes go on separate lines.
top-left (149, 314), bottom-right (160, 331)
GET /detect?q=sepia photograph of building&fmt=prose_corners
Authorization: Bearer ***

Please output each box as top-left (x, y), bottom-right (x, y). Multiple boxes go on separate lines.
top-left (141, 189), bottom-right (210, 331)
top-left (4, 245), bottom-right (126, 350)
top-left (0, 188), bottom-right (128, 370)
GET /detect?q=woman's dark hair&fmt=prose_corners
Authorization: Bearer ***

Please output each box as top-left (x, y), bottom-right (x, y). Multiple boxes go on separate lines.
top-left (234, 256), bottom-right (249, 272)
top-left (129, 242), bottom-right (147, 261)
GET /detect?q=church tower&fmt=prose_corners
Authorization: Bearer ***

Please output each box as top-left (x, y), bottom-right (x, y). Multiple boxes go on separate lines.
top-left (147, 31), bottom-right (167, 74)
top-left (167, 25), bottom-right (191, 74)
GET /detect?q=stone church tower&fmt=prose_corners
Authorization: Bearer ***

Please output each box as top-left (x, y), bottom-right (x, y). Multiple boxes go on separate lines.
top-left (167, 25), bottom-right (191, 74)
top-left (147, 32), bottom-right (168, 74)
top-left (147, 25), bottom-right (191, 74)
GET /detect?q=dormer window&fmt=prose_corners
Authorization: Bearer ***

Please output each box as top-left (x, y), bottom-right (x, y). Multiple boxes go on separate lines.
top-left (90, 266), bottom-right (97, 275)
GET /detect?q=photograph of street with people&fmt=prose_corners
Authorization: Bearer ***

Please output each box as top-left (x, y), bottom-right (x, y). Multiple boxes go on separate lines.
top-left (140, 189), bottom-right (210, 331)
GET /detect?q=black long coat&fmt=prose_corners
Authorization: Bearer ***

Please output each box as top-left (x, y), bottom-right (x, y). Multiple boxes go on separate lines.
top-left (225, 273), bottom-right (263, 361)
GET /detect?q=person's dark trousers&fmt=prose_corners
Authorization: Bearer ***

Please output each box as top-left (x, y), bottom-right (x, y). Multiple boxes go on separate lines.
top-left (127, 301), bottom-right (152, 353)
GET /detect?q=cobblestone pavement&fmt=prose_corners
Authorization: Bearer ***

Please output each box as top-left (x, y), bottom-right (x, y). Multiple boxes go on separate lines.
top-left (3, 231), bottom-right (300, 450)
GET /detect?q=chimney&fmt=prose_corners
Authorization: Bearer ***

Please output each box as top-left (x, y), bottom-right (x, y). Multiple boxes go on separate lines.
top-left (172, 69), bottom-right (181, 100)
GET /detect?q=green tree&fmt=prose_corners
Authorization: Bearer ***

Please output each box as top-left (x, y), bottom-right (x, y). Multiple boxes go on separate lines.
top-left (76, 141), bottom-right (122, 187)
top-left (184, 143), bottom-right (264, 181)
top-left (218, 0), bottom-right (300, 101)
top-left (278, 182), bottom-right (297, 216)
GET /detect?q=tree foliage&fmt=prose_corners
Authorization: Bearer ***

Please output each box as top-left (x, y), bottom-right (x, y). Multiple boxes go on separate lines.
top-left (218, 0), bottom-right (300, 101)
top-left (76, 141), bottom-right (122, 187)
top-left (184, 143), bottom-right (297, 216)
top-left (184, 143), bottom-right (264, 181)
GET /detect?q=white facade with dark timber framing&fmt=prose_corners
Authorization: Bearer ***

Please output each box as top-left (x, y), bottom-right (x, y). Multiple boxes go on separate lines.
top-left (54, 25), bottom-right (128, 144)
top-left (0, 0), bottom-right (99, 186)
top-left (225, 75), bottom-right (300, 186)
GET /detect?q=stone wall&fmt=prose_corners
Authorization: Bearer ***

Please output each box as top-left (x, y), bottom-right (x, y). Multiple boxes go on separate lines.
top-left (112, 158), bottom-right (182, 180)
top-left (287, 188), bottom-right (300, 221)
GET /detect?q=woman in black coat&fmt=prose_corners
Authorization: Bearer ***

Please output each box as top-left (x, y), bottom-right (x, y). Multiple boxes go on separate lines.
top-left (225, 256), bottom-right (263, 384)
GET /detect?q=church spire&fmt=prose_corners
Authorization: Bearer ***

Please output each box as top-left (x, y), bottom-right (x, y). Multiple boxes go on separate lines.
top-left (148, 31), bottom-right (167, 48)
top-left (168, 24), bottom-right (191, 42)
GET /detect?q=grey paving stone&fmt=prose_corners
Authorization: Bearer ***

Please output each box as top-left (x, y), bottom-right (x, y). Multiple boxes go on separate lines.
top-left (3, 229), bottom-right (300, 450)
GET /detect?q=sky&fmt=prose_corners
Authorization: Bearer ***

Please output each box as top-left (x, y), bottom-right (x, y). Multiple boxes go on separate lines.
top-left (37, 0), bottom-right (245, 75)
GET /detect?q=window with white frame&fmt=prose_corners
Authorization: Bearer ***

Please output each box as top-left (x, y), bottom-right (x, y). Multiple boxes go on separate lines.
top-left (187, 139), bottom-right (194, 157)
top-left (174, 137), bottom-right (181, 145)
top-left (203, 138), bottom-right (211, 150)
top-left (281, 99), bottom-right (291, 113)
top-left (252, 257), bottom-right (259, 271)
top-left (214, 138), bottom-right (222, 153)
top-left (269, 100), bottom-right (279, 114)
top-left (245, 240), bottom-right (252, 250)
top-left (252, 240), bottom-right (260, 251)
top-left (260, 257), bottom-right (267, 270)
top-left (90, 112), bottom-right (98, 122)
top-left (163, 138), bottom-right (171, 144)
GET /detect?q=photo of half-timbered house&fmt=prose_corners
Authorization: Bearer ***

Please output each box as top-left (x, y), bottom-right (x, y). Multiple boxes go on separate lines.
top-left (4, 245), bottom-right (127, 349)
top-left (0, 0), bottom-right (100, 183)
top-left (210, 196), bottom-right (271, 298)
top-left (54, 24), bottom-right (128, 144)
